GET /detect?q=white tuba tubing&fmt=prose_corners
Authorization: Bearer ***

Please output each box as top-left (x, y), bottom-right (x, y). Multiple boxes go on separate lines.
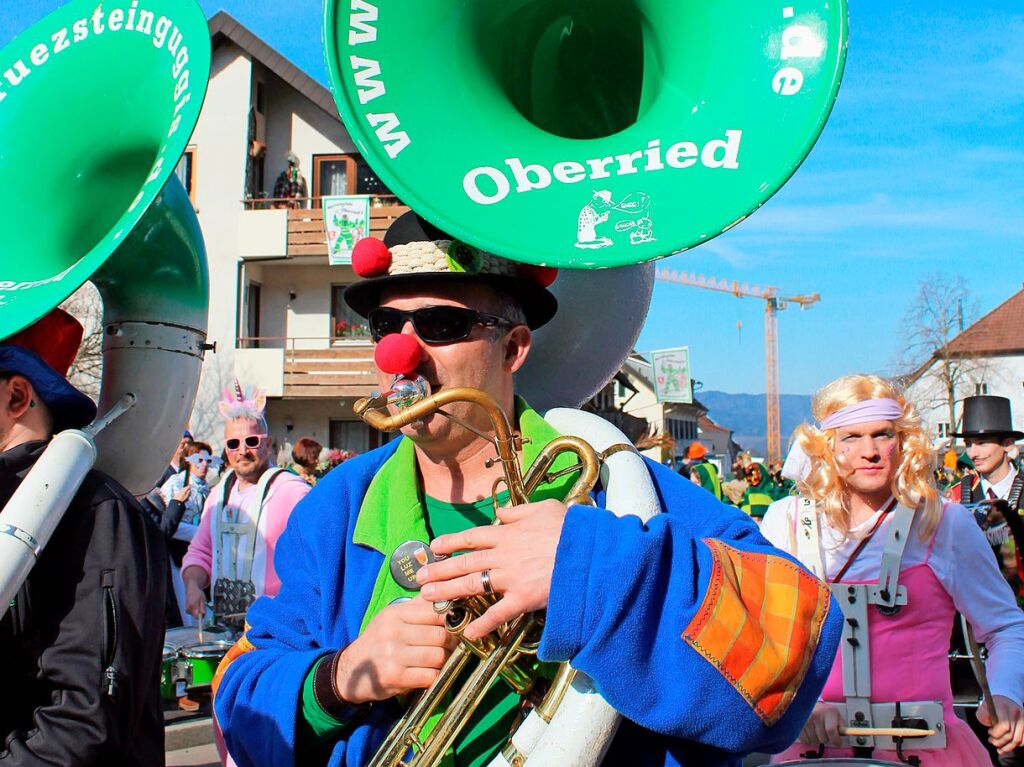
top-left (0, 430), bottom-right (97, 619)
top-left (488, 408), bottom-right (661, 767)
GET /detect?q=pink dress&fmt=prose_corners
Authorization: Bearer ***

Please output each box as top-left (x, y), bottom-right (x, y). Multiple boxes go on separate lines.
top-left (773, 554), bottom-right (991, 765)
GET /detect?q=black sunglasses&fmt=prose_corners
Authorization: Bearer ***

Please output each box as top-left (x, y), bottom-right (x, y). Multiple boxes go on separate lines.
top-left (368, 306), bottom-right (516, 344)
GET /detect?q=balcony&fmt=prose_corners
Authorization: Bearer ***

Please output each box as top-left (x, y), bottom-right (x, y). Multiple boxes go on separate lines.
top-left (235, 338), bottom-right (379, 399)
top-left (238, 197), bottom-right (410, 260)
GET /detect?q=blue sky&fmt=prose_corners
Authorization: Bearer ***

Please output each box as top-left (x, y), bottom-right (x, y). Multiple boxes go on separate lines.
top-left (4, 2), bottom-right (1022, 395)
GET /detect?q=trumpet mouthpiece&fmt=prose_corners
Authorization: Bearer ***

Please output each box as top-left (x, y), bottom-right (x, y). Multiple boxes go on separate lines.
top-left (386, 376), bottom-right (431, 409)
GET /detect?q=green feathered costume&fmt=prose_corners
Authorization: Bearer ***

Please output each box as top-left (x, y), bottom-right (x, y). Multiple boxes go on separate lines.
top-left (689, 461), bottom-right (722, 501)
top-left (740, 462), bottom-right (775, 519)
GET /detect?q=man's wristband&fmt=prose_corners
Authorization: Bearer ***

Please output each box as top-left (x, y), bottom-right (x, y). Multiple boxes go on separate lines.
top-left (312, 650), bottom-right (371, 722)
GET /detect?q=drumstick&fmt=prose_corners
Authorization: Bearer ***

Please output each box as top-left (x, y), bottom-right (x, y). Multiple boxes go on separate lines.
top-left (965, 620), bottom-right (1000, 725)
top-left (839, 726), bottom-right (936, 738)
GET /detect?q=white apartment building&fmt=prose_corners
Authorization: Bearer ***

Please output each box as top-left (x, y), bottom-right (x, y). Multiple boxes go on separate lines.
top-left (182, 13), bottom-right (406, 454)
top-left (586, 353), bottom-right (707, 466)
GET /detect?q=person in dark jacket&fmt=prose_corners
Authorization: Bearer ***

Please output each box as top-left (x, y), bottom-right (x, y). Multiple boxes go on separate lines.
top-left (0, 309), bottom-right (166, 766)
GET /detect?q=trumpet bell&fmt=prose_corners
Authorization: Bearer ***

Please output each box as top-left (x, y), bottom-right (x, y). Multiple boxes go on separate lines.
top-left (0, 0), bottom-right (211, 338)
top-left (325, 0), bottom-right (847, 268)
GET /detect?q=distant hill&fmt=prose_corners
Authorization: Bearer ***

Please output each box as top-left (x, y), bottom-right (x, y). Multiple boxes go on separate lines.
top-left (699, 391), bottom-right (813, 457)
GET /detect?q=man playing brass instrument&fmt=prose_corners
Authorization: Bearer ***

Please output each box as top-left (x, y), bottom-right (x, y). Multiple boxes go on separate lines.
top-left (216, 212), bottom-right (841, 767)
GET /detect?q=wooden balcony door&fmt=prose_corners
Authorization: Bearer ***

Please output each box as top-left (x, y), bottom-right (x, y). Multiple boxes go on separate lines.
top-left (313, 153), bottom-right (394, 207)
top-left (312, 154), bottom-right (357, 206)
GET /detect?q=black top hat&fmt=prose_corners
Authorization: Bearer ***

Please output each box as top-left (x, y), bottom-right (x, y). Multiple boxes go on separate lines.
top-left (952, 395), bottom-right (1024, 440)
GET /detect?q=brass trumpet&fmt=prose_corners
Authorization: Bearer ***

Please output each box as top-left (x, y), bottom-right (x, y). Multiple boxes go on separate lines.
top-left (353, 383), bottom-right (602, 767)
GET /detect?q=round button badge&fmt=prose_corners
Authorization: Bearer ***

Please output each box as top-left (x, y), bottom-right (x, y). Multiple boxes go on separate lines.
top-left (389, 540), bottom-right (435, 590)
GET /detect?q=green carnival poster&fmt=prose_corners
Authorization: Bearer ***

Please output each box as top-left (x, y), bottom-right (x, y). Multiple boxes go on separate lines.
top-left (323, 195), bottom-right (370, 265)
top-left (651, 347), bottom-right (692, 403)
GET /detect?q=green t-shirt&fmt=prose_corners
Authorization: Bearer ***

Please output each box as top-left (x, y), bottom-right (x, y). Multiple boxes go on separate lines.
top-left (301, 491), bottom-right (523, 767)
top-left (421, 493), bottom-right (521, 767)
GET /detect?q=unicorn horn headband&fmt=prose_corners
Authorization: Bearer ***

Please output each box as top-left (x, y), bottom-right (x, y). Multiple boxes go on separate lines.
top-left (218, 377), bottom-right (267, 419)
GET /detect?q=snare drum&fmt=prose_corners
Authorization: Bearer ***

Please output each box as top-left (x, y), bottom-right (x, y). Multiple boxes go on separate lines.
top-left (160, 625), bottom-right (235, 700)
top-left (160, 643), bottom-right (180, 700)
top-left (164, 624), bottom-right (233, 652)
top-left (180, 641), bottom-right (234, 691)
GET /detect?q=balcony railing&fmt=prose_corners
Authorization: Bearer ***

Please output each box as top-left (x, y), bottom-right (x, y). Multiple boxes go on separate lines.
top-left (238, 196), bottom-right (410, 259)
top-left (241, 194), bottom-right (405, 211)
top-left (237, 336), bottom-right (378, 399)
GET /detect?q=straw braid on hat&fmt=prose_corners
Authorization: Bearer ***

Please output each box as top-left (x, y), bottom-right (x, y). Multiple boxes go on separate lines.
top-left (343, 211), bottom-right (558, 329)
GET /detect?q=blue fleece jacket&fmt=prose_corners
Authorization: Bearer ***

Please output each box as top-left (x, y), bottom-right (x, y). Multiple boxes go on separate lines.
top-left (216, 436), bottom-right (841, 767)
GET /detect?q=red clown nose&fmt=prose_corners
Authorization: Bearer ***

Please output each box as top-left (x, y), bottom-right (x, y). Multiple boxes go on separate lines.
top-left (374, 333), bottom-right (422, 376)
top-left (351, 237), bottom-right (391, 278)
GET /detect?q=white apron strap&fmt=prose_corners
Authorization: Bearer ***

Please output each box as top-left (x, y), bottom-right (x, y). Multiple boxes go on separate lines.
top-left (796, 497), bottom-right (825, 579)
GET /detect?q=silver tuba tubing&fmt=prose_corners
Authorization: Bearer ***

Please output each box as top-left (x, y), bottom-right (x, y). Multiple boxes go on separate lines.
top-left (0, 430), bottom-right (97, 618)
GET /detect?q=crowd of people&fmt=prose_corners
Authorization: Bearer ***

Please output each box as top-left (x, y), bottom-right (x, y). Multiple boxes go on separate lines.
top-left (679, 444), bottom-right (796, 519)
top-left (2, 217), bottom-right (1024, 767)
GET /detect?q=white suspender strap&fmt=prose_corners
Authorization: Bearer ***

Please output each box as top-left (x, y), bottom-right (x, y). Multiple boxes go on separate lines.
top-left (872, 504), bottom-right (913, 612)
top-left (796, 497), bottom-right (825, 579)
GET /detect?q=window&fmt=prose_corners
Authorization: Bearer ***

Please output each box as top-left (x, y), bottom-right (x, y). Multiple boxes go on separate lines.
top-left (330, 285), bottom-right (371, 340)
top-left (174, 145), bottom-right (197, 204)
top-left (329, 420), bottom-right (369, 452)
top-left (591, 386), bottom-right (615, 412)
top-left (666, 418), bottom-right (697, 442)
top-left (254, 153), bottom-right (265, 195)
top-left (975, 382), bottom-right (989, 395)
top-left (313, 153), bottom-right (392, 204)
top-left (938, 422), bottom-right (952, 439)
top-left (314, 154), bottom-right (356, 201)
top-left (245, 281), bottom-right (261, 348)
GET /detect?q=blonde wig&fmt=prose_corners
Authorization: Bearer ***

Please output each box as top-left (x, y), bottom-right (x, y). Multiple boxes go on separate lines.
top-left (793, 374), bottom-right (940, 540)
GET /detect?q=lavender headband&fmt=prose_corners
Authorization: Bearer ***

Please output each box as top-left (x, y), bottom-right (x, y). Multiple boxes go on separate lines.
top-left (819, 398), bottom-right (904, 430)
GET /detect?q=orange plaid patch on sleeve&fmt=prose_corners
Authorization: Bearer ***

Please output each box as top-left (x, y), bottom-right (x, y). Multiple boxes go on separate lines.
top-left (682, 539), bottom-right (831, 725)
top-left (211, 630), bottom-right (257, 698)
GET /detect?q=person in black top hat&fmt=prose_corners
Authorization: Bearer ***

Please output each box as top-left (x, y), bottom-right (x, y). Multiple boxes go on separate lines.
top-left (950, 396), bottom-right (1024, 506)
top-left (0, 309), bottom-right (166, 766)
top-left (948, 396), bottom-right (1024, 585)
top-left (946, 396), bottom-right (1024, 767)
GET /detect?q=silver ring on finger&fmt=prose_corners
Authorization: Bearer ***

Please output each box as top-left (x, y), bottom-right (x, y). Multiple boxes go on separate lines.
top-left (480, 569), bottom-right (495, 597)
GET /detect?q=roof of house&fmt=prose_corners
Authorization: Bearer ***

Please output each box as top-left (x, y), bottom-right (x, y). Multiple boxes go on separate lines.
top-left (698, 415), bottom-right (732, 434)
top-left (944, 287), bottom-right (1024, 357)
top-left (208, 12), bottom-right (339, 120)
top-left (903, 287), bottom-right (1024, 385)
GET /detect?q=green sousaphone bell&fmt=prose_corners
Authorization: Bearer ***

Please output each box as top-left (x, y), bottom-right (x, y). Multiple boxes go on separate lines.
top-left (0, 0), bottom-right (212, 493)
top-left (0, 0), bottom-right (211, 339)
top-left (325, 0), bottom-right (847, 268)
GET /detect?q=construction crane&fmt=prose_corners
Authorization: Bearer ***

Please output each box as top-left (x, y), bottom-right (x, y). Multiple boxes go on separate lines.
top-left (654, 268), bottom-right (820, 464)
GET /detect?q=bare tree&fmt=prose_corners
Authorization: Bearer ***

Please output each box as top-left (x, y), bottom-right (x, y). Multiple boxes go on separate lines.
top-left (897, 273), bottom-right (989, 442)
top-left (60, 284), bottom-right (104, 400)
